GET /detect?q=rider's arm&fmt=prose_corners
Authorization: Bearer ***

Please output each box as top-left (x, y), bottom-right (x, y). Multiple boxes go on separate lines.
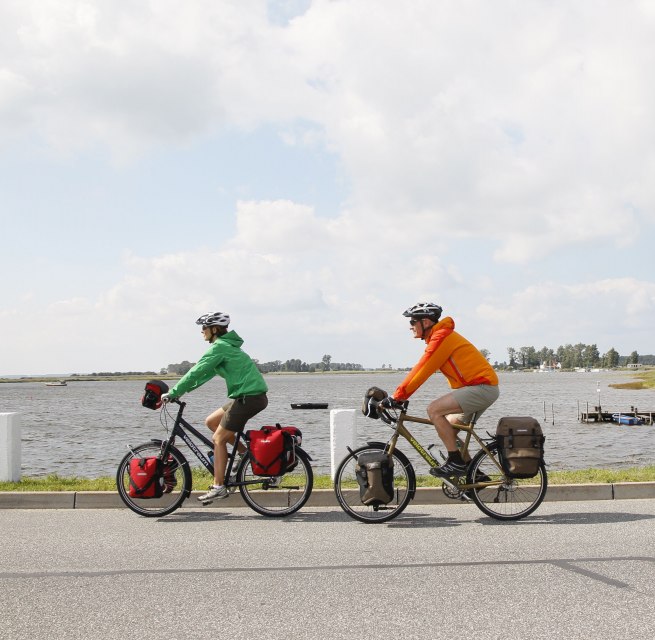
top-left (168, 342), bottom-right (225, 398)
top-left (393, 325), bottom-right (453, 400)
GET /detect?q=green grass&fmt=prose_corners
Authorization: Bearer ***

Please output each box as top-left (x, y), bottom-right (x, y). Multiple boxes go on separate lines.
top-left (636, 370), bottom-right (655, 389)
top-left (3, 466), bottom-right (655, 492)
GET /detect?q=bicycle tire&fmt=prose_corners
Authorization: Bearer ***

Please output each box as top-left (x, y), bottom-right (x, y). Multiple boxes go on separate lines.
top-left (237, 448), bottom-right (313, 517)
top-left (116, 440), bottom-right (192, 517)
top-left (333, 444), bottom-right (415, 524)
top-left (466, 441), bottom-right (547, 520)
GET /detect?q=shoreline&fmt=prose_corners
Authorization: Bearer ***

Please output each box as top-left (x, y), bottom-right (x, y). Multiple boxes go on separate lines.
top-left (0, 370), bottom-right (407, 384)
top-left (2, 482), bottom-right (655, 509)
top-left (2, 366), bottom-right (652, 385)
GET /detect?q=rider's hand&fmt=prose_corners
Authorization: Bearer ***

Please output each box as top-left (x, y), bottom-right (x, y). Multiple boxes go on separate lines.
top-left (380, 396), bottom-right (400, 409)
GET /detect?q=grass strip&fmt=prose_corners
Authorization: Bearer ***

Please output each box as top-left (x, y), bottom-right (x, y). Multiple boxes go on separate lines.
top-left (3, 466), bottom-right (655, 492)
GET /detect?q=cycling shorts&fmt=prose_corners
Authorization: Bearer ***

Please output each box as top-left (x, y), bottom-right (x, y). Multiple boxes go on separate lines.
top-left (220, 393), bottom-right (268, 432)
top-left (450, 384), bottom-right (499, 425)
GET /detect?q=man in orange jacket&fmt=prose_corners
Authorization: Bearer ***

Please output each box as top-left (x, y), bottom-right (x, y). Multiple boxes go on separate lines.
top-left (389, 302), bottom-right (499, 478)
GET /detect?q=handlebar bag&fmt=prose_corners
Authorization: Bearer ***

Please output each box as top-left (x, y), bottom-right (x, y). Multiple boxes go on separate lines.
top-left (128, 457), bottom-right (165, 498)
top-left (246, 425), bottom-right (301, 476)
top-left (141, 380), bottom-right (170, 410)
top-left (355, 451), bottom-right (395, 506)
top-left (496, 417), bottom-right (545, 479)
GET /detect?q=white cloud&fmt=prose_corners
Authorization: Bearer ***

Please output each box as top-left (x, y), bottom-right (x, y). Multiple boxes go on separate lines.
top-left (1, 1), bottom-right (654, 373)
top-left (477, 278), bottom-right (655, 359)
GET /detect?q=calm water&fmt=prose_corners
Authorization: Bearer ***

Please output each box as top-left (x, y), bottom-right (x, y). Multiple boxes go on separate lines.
top-left (2, 371), bottom-right (654, 478)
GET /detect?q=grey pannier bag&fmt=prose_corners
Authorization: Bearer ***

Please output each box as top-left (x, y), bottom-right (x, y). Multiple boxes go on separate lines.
top-left (496, 417), bottom-right (545, 479)
top-left (355, 451), bottom-right (395, 506)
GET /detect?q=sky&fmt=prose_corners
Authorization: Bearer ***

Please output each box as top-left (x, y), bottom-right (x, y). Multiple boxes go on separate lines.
top-left (1, 0), bottom-right (654, 376)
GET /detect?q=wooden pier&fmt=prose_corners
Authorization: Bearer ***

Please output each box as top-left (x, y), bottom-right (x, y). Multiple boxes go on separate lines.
top-left (579, 405), bottom-right (654, 425)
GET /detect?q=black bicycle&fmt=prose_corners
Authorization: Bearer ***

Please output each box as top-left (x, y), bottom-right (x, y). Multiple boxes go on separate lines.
top-left (116, 399), bottom-right (314, 518)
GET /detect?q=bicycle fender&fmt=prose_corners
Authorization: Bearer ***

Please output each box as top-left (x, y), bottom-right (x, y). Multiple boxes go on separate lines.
top-left (296, 447), bottom-right (313, 461)
top-left (364, 441), bottom-right (417, 500)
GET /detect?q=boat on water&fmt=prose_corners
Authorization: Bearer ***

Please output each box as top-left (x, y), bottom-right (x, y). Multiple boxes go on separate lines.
top-left (290, 403), bottom-right (328, 410)
top-left (612, 413), bottom-right (643, 426)
top-left (45, 380), bottom-right (67, 387)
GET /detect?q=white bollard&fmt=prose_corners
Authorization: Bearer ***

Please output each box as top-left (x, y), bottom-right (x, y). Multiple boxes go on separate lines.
top-left (330, 409), bottom-right (357, 481)
top-left (0, 413), bottom-right (21, 482)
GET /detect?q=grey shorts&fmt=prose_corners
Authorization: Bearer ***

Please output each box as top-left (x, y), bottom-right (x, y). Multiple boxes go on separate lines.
top-left (220, 393), bottom-right (268, 432)
top-left (450, 384), bottom-right (500, 425)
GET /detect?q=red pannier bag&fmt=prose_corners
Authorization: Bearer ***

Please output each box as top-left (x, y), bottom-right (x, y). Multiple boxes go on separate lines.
top-left (128, 457), bottom-right (164, 498)
top-left (246, 424), bottom-right (302, 476)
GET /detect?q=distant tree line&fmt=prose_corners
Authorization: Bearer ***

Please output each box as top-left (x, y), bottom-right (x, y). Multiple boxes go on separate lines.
top-left (72, 371), bottom-right (159, 377)
top-left (496, 345), bottom-right (653, 370)
top-left (166, 361), bottom-right (195, 376)
top-left (254, 354), bottom-right (364, 373)
top-left (164, 355), bottom-right (364, 376)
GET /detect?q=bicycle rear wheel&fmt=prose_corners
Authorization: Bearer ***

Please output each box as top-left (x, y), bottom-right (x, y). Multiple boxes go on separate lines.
top-left (116, 440), bottom-right (191, 517)
top-left (237, 448), bottom-right (313, 517)
top-left (333, 444), bottom-right (414, 524)
top-left (467, 442), bottom-right (547, 520)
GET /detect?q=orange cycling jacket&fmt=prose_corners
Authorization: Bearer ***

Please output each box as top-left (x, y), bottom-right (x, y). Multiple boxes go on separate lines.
top-left (394, 317), bottom-right (498, 400)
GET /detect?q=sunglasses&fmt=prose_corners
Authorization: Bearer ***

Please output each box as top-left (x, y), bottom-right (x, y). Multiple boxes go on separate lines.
top-left (409, 318), bottom-right (422, 326)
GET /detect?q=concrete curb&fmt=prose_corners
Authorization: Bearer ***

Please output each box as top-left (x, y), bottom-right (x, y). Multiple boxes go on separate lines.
top-left (1, 483), bottom-right (655, 509)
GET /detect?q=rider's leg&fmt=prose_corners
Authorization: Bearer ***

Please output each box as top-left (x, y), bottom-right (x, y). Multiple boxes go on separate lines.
top-left (427, 392), bottom-right (464, 455)
top-left (209, 394), bottom-right (269, 487)
top-left (206, 405), bottom-right (247, 455)
top-left (205, 407), bottom-right (224, 432)
top-left (212, 426), bottom-right (237, 486)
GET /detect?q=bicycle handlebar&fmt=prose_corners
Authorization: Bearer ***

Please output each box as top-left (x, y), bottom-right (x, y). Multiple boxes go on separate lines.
top-left (369, 396), bottom-right (407, 425)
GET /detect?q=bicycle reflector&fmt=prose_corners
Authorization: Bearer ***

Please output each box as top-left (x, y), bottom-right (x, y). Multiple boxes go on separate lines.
top-left (141, 380), bottom-right (170, 410)
top-left (361, 386), bottom-right (388, 419)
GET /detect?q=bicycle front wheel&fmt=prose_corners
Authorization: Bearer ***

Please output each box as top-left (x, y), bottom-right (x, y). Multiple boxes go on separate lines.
top-left (467, 442), bottom-right (547, 521)
top-left (116, 441), bottom-right (192, 517)
top-left (237, 448), bottom-right (313, 517)
top-left (333, 444), bottom-right (414, 524)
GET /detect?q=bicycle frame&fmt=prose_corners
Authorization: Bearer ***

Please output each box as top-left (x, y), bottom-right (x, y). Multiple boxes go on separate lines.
top-left (161, 400), bottom-right (251, 487)
top-left (381, 407), bottom-right (504, 490)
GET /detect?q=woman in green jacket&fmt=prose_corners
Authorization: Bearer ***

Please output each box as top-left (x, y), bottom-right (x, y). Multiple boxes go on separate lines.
top-left (162, 312), bottom-right (268, 503)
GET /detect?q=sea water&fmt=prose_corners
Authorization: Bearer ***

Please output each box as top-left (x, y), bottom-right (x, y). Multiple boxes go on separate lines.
top-left (1, 371), bottom-right (654, 478)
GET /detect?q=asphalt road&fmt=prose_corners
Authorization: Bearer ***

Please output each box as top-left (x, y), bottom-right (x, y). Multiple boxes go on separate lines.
top-left (1, 500), bottom-right (654, 640)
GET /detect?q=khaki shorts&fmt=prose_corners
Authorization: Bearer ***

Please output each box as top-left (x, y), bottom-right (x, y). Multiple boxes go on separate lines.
top-left (450, 384), bottom-right (499, 425)
top-left (220, 393), bottom-right (268, 432)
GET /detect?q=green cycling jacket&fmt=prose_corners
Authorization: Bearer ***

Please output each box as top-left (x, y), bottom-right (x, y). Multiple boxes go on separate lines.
top-left (168, 330), bottom-right (268, 400)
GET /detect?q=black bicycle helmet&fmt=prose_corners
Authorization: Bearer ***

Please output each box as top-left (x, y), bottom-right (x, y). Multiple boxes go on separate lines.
top-left (196, 312), bottom-right (230, 328)
top-left (402, 302), bottom-right (442, 322)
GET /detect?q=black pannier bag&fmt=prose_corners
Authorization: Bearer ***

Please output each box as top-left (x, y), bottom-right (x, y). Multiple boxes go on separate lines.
top-left (355, 451), bottom-right (395, 506)
top-left (141, 380), bottom-right (169, 410)
top-left (496, 417), bottom-right (545, 479)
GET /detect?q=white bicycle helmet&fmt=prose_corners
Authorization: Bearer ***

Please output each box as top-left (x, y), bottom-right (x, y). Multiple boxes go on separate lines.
top-left (402, 302), bottom-right (442, 322)
top-left (196, 312), bottom-right (231, 328)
